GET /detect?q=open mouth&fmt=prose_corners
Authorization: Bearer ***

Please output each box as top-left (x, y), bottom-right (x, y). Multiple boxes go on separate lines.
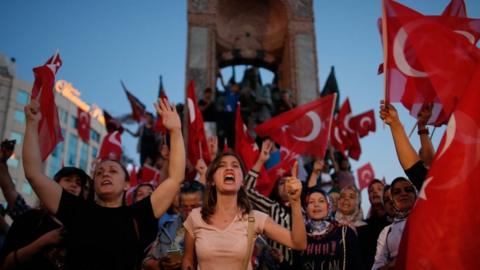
top-left (223, 173), bottom-right (235, 184)
top-left (101, 180), bottom-right (113, 186)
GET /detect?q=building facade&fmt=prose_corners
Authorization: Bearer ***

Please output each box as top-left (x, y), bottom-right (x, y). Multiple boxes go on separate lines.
top-left (0, 54), bottom-right (106, 206)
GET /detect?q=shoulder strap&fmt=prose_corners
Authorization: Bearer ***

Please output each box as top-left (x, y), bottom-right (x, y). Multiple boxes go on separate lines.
top-left (242, 211), bottom-right (256, 270)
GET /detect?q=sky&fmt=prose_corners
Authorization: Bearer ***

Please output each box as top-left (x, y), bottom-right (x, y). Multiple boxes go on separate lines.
top-left (1, 0), bottom-right (479, 210)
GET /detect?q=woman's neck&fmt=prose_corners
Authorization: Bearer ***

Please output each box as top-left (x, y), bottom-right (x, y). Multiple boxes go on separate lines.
top-left (215, 193), bottom-right (238, 214)
top-left (95, 196), bottom-right (123, 208)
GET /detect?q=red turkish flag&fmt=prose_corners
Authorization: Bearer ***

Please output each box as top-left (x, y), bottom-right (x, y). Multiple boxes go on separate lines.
top-left (395, 66), bottom-right (480, 270)
top-left (234, 103), bottom-right (271, 196)
top-left (255, 94), bottom-right (336, 158)
top-left (129, 165), bottom-right (138, 187)
top-left (266, 148), bottom-right (297, 190)
top-left (154, 76), bottom-right (168, 134)
top-left (356, 163), bottom-right (375, 191)
top-left (351, 110), bottom-right (376, 138)
top-left (138, 164), bottom-right (161, 185)
top-left (103, 110), bottom-right (124, 133)
top-left (77, 108), bottom-right (91, 143)
top-left (98, 131), bottom-right (122, 161)
top-left (335, 99), bottom-right (362, 160)
top-left (380, 0), bottom-right (480, 126)
top-left (30, 53), bottom-right (64, 161)
top-left (186, 81), bottom-right (210, 167)
top-left (122, 81), bottom-right (147, 123)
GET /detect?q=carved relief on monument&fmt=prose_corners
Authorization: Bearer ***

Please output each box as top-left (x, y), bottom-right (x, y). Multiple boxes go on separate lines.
top-left (215, 0), bottom-right (288, 70)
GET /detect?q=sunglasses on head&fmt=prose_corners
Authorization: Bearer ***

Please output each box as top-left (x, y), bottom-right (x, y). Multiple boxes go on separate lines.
top-left (181, 181), bottom-right (204, 192)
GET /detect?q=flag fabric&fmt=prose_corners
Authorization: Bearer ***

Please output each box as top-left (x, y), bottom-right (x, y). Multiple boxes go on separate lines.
top-left (255, 94), bottom-right (336, 159)
top-left (186, 81), bottom-right (210, 167)
top-left (98, 130), bottom-right (122, 161)
top-left (121, 81), bottom-right (146, 122)
top-left (265, 147), bottom-right (297, 192)
top-left (129, 165), bottom-right (138, 187)
top-left (335, 99), bottom-right (362, 160)
top-left (154, 76), bottom-right (168, 134)
top-left (30, 53), bottom-right (64, 161)
top-left (351, 109), bottom-right (376, 138)
top-left (356, 163), bottom-right (375, 191)
top-left (77, 108), bottom-right (91, 142)
top-left (138, 164), bottom-right (161, 185)
top-left (320, 66), bottom-right (340, 112)
top-left (103, 110), bottom-right (124, 133)
top-left (380, 0), bottom-right (480, 126)
top-left (234, 103), bottom-right (271, 196)
top-left (395, 66), bottom-right (480, 270)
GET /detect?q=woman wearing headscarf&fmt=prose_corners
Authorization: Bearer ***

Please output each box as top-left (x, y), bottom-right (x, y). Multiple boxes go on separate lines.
top-left (372, 177), bottom-right (417, 270)
top-left (335, 185), bottom-right (367, 231)
top-left (299, 187), bottom-right (361, 269)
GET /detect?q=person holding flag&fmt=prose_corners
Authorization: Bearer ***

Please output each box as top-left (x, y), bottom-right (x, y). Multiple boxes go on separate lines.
top-left (22, 97), bottom-right (185, 270)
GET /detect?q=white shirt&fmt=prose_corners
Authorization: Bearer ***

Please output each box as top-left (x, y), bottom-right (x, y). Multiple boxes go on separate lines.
top-left (372, 218), bottom-right (406, 270)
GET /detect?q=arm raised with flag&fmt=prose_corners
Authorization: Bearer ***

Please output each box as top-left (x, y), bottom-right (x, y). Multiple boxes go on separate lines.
top-left (150, 98), bottom-right (185, 218)
top-left (23, 100), bottom-right (63, 214)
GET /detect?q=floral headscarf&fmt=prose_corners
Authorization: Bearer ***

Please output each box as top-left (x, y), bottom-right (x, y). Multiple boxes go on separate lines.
top-left (304, 188), bottom-right (336, 236)
top-left (335, 185), bottom-right (367, 229)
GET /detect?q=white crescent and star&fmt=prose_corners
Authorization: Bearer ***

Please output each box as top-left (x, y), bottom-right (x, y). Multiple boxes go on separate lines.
top-left (334, 125), bottom-right (344, 145)
top-left (291, 111), bottom-right (322, 142)
top-left (359, 116), bottom-right (372, 129)
top-left (108, 131), bottom-right (122, 149)
top-left (79, 111), bottom-right (90, 129)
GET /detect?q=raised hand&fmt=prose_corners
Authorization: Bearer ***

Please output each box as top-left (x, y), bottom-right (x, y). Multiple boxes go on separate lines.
top-left (207, 136), bottom-right (218, 159)
top-left (379, 101), bottom-right (400, 126)
top-left (285, 176), bottom-right (302, 203)
top-left (259, 139), bottom-right (273, 162)
top-left (0, 139), bottom-right (15, 163)
top-left (417, 103), bottom-right (433, 127)
top-left (24, 99), bottom-right (42, 124)
top-left (312, 158), bottom-right (324, 173)
top-left (154, 98), bottom-right (181, 131)
top-left (195, 158), bottom-right (207, 176)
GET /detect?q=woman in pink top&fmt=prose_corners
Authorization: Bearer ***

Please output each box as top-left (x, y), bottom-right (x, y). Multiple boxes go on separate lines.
top-left (182, 151), bottom-right (307, 270)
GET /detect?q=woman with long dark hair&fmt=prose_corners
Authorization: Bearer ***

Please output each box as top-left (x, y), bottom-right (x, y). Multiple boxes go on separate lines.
top-left (181, 151), bottom-right (307, 270)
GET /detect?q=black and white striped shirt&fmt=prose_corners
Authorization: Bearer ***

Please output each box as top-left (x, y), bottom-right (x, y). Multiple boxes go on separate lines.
top-left (245, 170), bottom-right (294, 266)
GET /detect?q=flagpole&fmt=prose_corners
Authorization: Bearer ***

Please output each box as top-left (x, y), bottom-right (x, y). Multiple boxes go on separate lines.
top-left (408, 122), bottom-right (418, 138)
top-left (430, 127), bottom-right (436, 139)
top-left (381, 0), bottom-right (389, 129)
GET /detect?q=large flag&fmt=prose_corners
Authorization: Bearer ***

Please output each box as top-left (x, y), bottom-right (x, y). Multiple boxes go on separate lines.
top-left (395, 66), bottom-right (480, 270)
top-left (154, 75), bottom-right (168, 134)
top-left (351, 109), bottom-right (376, 138)
top-left (138, 164), bottom-right (161, 185)
top-left (255, 94), bottom-right (336, 159)
top-left (380, 0), bottom-right (480, 126)
top-left (356, 162), bottom-right (375, 191)
top-left (186, 81), bottom-right (210, 166)
top-left (77, 108), bottom-right (91, 143)
top-left (121, 81), bottom-right (146, 122)
top-left (98, 131), bottom-right (122, 161)
top-left (234, 103), bottom-right (271, 196)
top-left (30, 53), bottom-right (64, 161)
top-left (320, 66), bottom-right (340, 113)
top-left (266, 147), bottom-right (297, 193)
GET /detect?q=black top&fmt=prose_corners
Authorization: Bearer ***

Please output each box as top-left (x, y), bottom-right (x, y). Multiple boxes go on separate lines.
top-left (404, 160), bottom-right (428, 191)
top-left (56, 191), bottom-right (157, 270)
top-left (359, 215), bottom-right (390, 269)
top-left (0, 209), bottom-right (62, 270)
top-left (298, 224), bottom-right (362, 270)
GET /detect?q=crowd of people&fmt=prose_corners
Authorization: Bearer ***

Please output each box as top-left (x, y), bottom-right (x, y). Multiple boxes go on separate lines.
top-left (0, 74), bottom-right (434, 269)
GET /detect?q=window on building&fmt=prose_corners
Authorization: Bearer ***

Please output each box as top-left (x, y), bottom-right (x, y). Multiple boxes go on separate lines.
top-left (16, 89), bottom-right (29, 105)
top-left (79, 142), bottom-right (89, 171)
top-left (14, 109), bottom-right (26, 124)
top-left (67, 134), bottom-right (78, 166)
top-left (90, 129), bottom-right (100, 143)
top-left (71, 116), bottom-right (77, 129)
top-left (10, 131), bottom-right (23, 145)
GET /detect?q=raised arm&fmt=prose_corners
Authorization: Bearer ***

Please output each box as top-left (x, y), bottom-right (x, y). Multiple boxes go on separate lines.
top-left (0, 141), bottom-right (27, 218)
top-left (150, 98), bottom-right (185, 218)
top-left (417, 104), bottom-right (435, 167)
top-left (380, 102), bottom-right (420, 170)
top-left (307, 158), bottom-right (324, 188)
top-left (263, 173), bottom-right (307, 250)
top-left (22, 100), bottom-right (63, 214)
